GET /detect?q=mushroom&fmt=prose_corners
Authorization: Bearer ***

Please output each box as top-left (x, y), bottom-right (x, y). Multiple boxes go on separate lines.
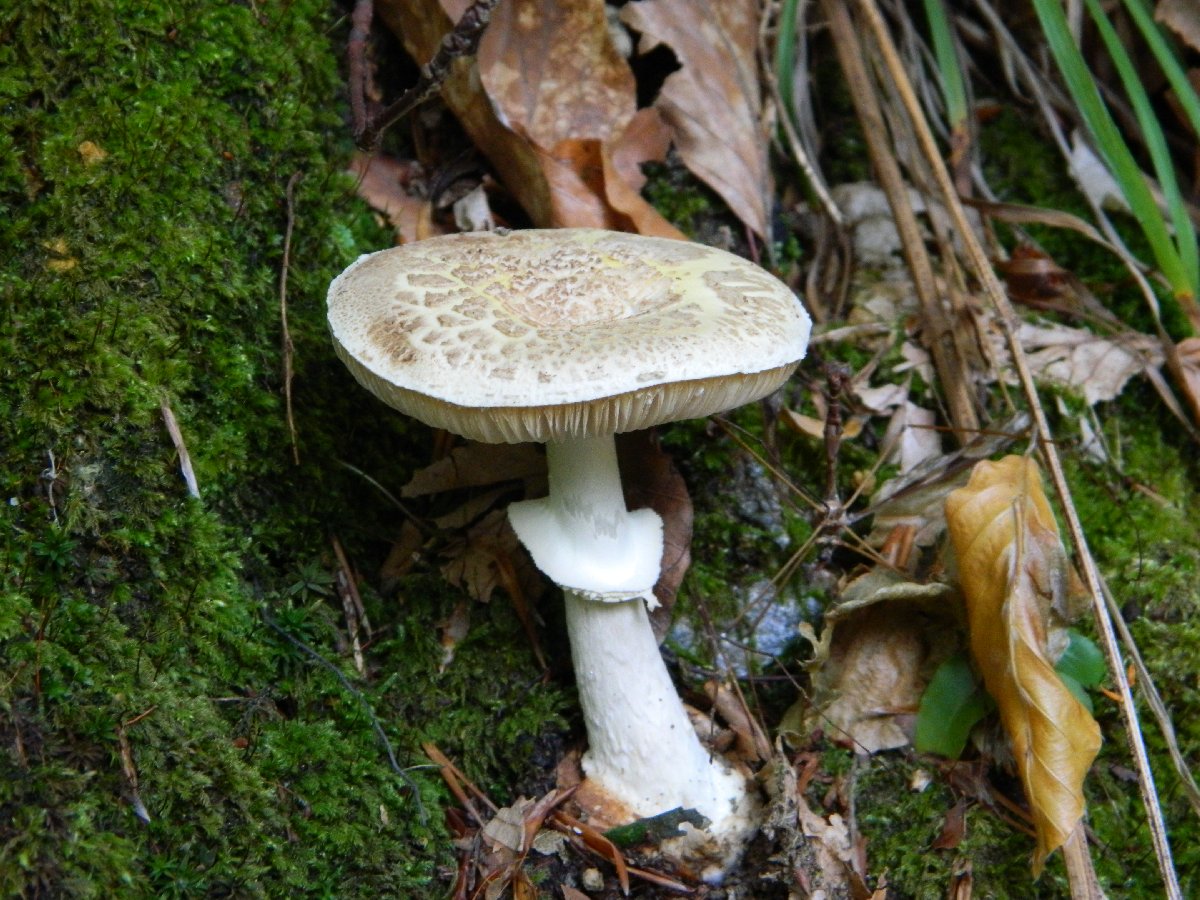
top-left (327, 228), bottom-right (811, 869)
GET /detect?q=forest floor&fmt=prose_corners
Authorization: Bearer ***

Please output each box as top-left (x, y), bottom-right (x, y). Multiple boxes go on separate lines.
top-left (2, 2), bottom-right (1199, 898)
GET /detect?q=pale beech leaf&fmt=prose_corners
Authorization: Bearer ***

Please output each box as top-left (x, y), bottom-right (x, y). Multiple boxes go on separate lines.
top-left (621, 0), bottom-right (771, 239)
top-left (945, 456), bottom-right (1101, 875)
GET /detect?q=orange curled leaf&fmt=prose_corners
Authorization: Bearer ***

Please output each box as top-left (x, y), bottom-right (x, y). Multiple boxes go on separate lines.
top-left (945, 456), bottom-right (1101, 876)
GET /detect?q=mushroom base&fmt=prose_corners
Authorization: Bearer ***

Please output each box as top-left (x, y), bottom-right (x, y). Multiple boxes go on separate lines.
top-left (564, 590), bottom-right (759, 876)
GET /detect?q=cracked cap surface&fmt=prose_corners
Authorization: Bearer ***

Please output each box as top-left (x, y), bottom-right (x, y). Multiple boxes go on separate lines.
top-left (328, 228), bottom-right (811, 443)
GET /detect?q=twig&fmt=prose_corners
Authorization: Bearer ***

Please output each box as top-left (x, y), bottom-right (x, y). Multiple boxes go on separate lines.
top-left (1061, 823), bottom-right (1105, 900)
top-left (262, 607), bottom-right (426, 823)
top-left (40, 449), bottom-right (60, 523)
top-left (1100, 577), bottom-right (1200, 816)
top-left (759, 0), bottom-right (844, 232)
top-left (336, 458), bottom-right (428, 531)
top-left (847, 0), bottom-right (1180, 893)
top-left (348, 0), bottom-right (373, 138)
top-left (280, 171), bottom-right (302, 466)
top-left (422, 741), bottom-right (499, 816)
top-left (354, 0), bottom-right (502, 150)
top-left (331, 535), bottom-right (371, 677)
top-left (160, 399), bottom-right (200, 499)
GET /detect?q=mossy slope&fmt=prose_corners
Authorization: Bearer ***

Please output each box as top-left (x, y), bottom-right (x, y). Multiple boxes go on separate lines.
top-left (0, 4), bottom-right (563, 896)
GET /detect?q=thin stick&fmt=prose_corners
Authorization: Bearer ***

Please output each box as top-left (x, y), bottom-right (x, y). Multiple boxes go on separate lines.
top-left (331, 535), bottom-right (371, 676)
top-left (821, 0), bottom-right (980, 440)
top-left (280, 171), bottom-right (302, 466)
top-left (850, 1), bottom-right (1180, 893)
top-left (355, 0), bottom-right (502, 150)
top-left (160, 399), bottom-right (200, 499)
top-left (1061, 823), bottom-right (1104, 900)
top-left (347, 0), bottom-right (373, 138)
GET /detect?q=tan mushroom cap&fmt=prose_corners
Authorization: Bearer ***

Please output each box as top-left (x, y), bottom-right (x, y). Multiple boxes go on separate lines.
top-left (327, 228), bottom-right (811, 444)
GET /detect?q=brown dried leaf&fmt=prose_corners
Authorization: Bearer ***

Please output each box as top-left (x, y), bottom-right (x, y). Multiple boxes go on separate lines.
top-left (348, 152), bottom-right (441, 244)
top-left (793, 790), bottom-right (860, 895)
top-left (802, 568), bottom-right (959, 754)
top-left (881, 401), bottom-right (940, 475)
top-left (930, 799), bottom-right (968, 851)
top-left (945, 456), bottom-right (1102, 876)
top-left (616, 430), bottom-right (692, 636)
top-left (479, 0), bottom-right (634, 147)
top-left (441, 508), bottom-right (542, 605)
top-left (1015, 322), bottom-right (1161, 405)
top-left (622, 0), bottom-right (771, 239)
top-left (402, 442), bottom-right (545, 497)
top-left (376, 0), bottom-right (680, 234)
top-left (380, 520), bottom-right (426, 592)
top-left (1157, 0), bottom-right (1200, 53)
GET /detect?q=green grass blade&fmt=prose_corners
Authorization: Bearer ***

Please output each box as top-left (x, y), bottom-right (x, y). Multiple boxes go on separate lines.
top-left (1032, 0), bottom-right (1193, 301)
top-left (1121, 0), bottom-right (1200, 146)
top-left (1085, 0), bottom-right (1199, 295)
top-left (923, 0), bottom-right (968, 131)
top-left (774, 0), bottom-right (801, 131)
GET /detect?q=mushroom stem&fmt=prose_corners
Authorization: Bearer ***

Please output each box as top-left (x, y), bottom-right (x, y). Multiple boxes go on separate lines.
top-left (564, 588), bottom-right (750, 833)
top-left (508, 433), bottom-right (754, 856)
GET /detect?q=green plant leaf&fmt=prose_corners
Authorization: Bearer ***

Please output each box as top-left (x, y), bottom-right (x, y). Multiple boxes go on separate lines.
top-left (1055, 629), bottom-right (1107, 689)
top-left (914, 653), bottom-right (994, 759)
top-left (1057, 671), bottom-right (1095, 715)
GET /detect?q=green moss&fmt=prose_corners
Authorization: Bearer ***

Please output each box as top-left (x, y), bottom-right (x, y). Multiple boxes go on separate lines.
top-left (642, 159), bottom-right (724, 238)
top-left (0, 3), bottom-right (566, 896)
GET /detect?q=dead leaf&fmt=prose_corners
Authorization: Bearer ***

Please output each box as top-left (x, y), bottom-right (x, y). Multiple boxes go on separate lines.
top-left (402, 442), bottom-right (544, 497)
top-left (616, 430), bottom-right (691, 636)
top-left (1015, 321), bottom-right (1161, 406)
top-left (945, 456), bottom-right (1102, 875)
top-left (704, 679), bottom-right (771, 762)
top-left (348, 151), bottom-right (439, 244)
top-left (800, 568), bottom-right (959, 754)
top-left (1157, 0), bottom-right (1200, 53)
top-left (479, 0), bottom-right (634, 146)
top-left (930, 799), bottom-right (968, 850)
top-left (1069, 133), bottom-right (1129, 213)
top-left (380, 520), bottom-right (426, 592)
top-left (441, 509), bottom-right (539, 604)
top-left (867, 410), bottom-right (1030, 550)
top-left (881, 401), bottom-right (940, 474)
top-left (794, 791), bottom-right (860, 894)
top-left (997, 245), bottom-right (1070, 304)
top-left (376, 0), bottom-right (681, 235)
top-left (622, 0), bottom-right (771, 239)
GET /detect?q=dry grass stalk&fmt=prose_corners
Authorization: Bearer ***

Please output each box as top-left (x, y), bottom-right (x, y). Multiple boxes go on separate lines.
top-left (821, 0), bottom-right (981, 442)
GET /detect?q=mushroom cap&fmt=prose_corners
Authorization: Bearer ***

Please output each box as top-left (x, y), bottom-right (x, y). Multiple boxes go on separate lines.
top-left (327, 228), bottom-right (811, 443)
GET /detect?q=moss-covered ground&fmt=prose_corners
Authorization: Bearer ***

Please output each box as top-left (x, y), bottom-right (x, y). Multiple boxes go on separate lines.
top-left (2, 3), bottom-right (1198, 898)
top-left (1, 4), bottom-right (566, 895)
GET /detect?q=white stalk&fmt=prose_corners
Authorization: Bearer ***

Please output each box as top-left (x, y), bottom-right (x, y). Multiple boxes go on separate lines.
top-left (508, 434), bottom-right (755, 862)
